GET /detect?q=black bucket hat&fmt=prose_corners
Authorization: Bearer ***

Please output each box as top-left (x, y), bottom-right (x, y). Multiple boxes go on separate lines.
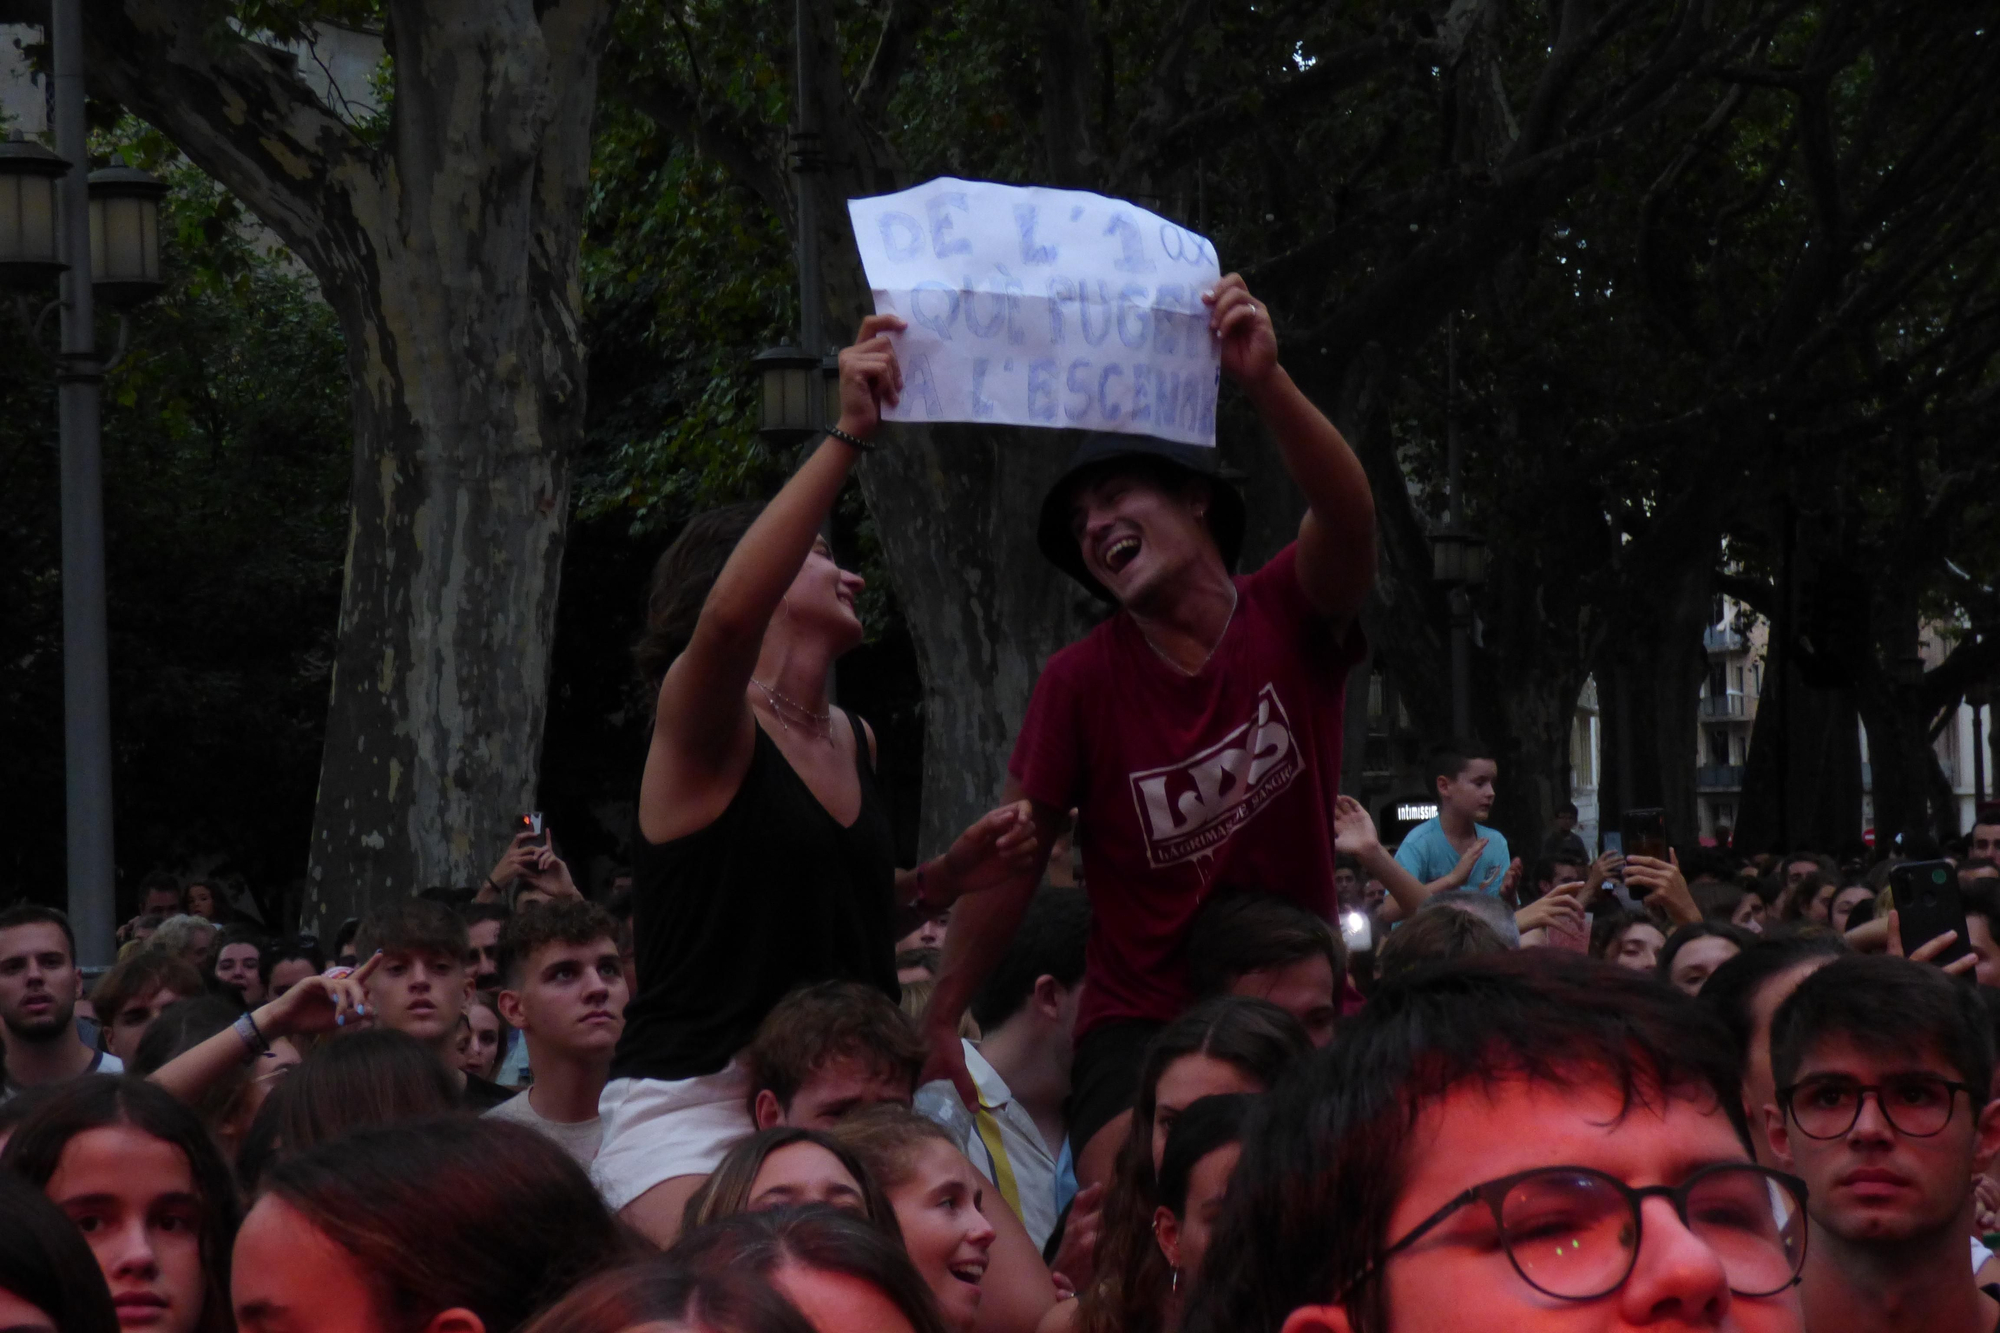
top-left (1036, 432), bottom-right (1247, 602)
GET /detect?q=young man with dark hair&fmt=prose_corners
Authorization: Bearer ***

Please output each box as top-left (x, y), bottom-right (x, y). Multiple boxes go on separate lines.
top-left (138, 873), bottom-right (183, 917)
top-left (1331, 855), bottom-right (1361, 907)
top-left (927, 276), bottom-right (1379, 1189)
top-left (918, 885), bottom-right (1089, 1249)
top-left (1393, 740), bottom-right (1516, 898)
top-left (461, 902), bottom-right (512, 991)
top-left (91, 950), bottom-right (204, 1065)
top-left (1533, 835), bottom-right (1590, 895)
top-left (464, 899), bottom-right (525, 1087)
top-left (0, 905), bottom-right (123, 1096)
top-left (1186, 892), bottom-right (1345, 1047)
top-left (489, 897), bottom-right (629, 1165)
top-left (1969, 804), bottom-right (2000, 865)
top-left (1783, 851), bottom-right (1839, 892)
top-left (1766, 955), bottom-right (2000, 1333)
top-left (355, 898), bottom-right (510, 1109)
top-left (207, 924), bottom-right (269, 1007)
top-left (1699, 933), bottom-right (1849, 1166)
top-left (745, 980), bottom-right (925, 1130)
top-left (1182, 951), bottom-right (1806, 1333)
top-left (117, 872), bottom-right (184, 944)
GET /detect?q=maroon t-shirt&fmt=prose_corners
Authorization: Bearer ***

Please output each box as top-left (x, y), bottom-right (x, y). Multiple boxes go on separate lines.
top-left (1010, 543), bottom-right (1365, 1037)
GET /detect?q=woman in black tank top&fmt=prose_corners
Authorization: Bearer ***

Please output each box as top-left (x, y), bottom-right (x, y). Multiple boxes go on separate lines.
top-left (605, 316), bottom-right (1039, 1242)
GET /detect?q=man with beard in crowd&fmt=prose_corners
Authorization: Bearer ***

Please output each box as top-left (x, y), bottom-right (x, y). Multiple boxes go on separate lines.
top-left (0, 906), bottom-right (122, 1097)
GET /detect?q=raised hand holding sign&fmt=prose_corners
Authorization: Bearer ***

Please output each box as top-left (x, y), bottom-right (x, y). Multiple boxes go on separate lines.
top-left (847, 177), bottom-right (1224, 445)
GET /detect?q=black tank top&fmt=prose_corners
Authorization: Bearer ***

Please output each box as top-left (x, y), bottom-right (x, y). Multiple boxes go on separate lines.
top-left (611, 711), bottom-right (901, 1082)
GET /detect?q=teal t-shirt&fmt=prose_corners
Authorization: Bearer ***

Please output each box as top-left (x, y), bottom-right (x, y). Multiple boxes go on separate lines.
top-left (1394, 817), bottom-right (1511, 894)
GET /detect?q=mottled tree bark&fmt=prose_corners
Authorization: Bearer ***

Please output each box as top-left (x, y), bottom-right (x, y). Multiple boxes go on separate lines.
top-left (72, 0), bottom-right (615, 923)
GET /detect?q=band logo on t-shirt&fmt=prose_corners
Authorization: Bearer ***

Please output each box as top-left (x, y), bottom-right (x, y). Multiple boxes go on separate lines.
top-left (1127, 684), bottom-right (1301, 868)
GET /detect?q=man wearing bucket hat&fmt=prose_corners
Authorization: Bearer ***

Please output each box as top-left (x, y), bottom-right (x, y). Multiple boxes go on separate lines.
top-left (923, 273), bottom-right (1377, 1188)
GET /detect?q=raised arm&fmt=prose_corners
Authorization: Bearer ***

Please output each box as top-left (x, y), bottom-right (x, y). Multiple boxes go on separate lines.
top-left (150, 954), bottom-right (377, 1106)
top-left (921, 781), bottom-right (1064, 1110)
top-left (1202, 276), bottom-right (1377, 624)
top-left (641, 317), bottom-right (904, 837)
top-left (1334, 795), bottom-right (1437, 918)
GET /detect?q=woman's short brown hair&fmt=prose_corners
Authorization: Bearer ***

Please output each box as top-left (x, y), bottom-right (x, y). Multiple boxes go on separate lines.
top-left (89, 950), bottom-right (204, 1028)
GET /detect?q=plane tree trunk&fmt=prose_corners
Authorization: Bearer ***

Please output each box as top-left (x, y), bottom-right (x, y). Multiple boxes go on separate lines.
top-left (76, 0), bottom-right (615, 922)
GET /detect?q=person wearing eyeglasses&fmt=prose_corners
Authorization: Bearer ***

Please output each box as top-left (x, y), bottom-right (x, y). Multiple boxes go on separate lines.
top-left (1765, 954), bottom-right (2000, 1333)
top-left (1180, 949), bottom-right (1806, 1333)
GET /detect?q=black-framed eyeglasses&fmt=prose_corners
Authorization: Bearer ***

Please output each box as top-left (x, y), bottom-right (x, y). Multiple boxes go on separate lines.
top-left (1780, 1073), bottom-right (1976, 1140)
top-left (1362, 1163), bottom-right (1808, 1302)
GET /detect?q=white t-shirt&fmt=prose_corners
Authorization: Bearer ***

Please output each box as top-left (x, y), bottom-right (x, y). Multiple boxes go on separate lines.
top-left (485, 1088), bottom-right (602, 1166)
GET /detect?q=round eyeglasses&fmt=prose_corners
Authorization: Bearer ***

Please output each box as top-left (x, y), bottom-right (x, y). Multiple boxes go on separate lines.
top-left (1367, 1163), bottom-right (1808, 1301)
top-left (1780, 1073), bottom-right (1975, 1140)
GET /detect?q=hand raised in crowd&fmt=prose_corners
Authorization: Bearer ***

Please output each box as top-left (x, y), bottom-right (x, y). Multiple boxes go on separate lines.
top-left (1331, 795), bottom-right (1384, 860)
top-left (1047, 1181), bottom-right (1104, 1297)
top-left (1497, 856), bottom-right (1523, 903)
top-left (1886, 907), bottom-right (1978, 977)
top-left (1624, 850), bottom-right (1701, 926)
top-left (835, 313), bottom-right (906, 441)
top-left (521, 844), bottom-right (583, 900)
top-left (1977, 1174), bottom-right (2000, 1235)
top-left (258, 950), bottom-right (381, 1038)
top-left (1585, 849), bottom-right (1623, 897)
top-left (1203, 274), bottom-right (1279, 389)
top-left (482, 831), bottom-right (544, 900)
top-left (1516, 890), bottom-right (1585, 938)
top-left (932, 800), bottom-right (1039, 902)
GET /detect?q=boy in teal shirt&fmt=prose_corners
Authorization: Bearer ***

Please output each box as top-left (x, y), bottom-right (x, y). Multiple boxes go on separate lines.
top-left (1394, 741), bottom-right (1517, 897)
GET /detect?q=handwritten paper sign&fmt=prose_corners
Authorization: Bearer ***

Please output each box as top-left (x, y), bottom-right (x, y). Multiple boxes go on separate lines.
top-left (847, 178), bottom-right (1223, 446)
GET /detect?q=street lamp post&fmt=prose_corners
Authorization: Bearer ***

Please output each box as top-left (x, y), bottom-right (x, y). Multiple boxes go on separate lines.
top-left (0, 0), bottom-right (168, 966)
top-left (1431, 314), bottom-right (1486, 740)
top-left (54, 0), bottom-right (122, 968)
top-left (756, 0), bottom-right (835, 447)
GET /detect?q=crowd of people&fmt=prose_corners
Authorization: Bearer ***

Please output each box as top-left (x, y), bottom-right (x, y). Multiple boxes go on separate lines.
top-left (4, 275), bottom-right (2000, 1333)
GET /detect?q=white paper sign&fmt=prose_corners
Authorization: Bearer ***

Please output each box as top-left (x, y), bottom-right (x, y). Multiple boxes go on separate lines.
top-left (847, 177), bottom-right (1223, 446)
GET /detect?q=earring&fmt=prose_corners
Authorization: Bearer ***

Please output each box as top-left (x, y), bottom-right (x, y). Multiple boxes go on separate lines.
top-left (1171, 1268), bottom-right (1180, 1294)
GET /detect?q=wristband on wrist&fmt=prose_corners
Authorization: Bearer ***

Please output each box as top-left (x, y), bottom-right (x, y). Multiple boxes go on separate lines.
top-left (827, 425), bottom-right (875, 453)
top-left (233, 1011), bottom-right (270, 1058)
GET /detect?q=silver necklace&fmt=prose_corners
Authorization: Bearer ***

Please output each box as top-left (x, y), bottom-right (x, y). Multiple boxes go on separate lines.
top-left (752, 677), bottom-right (833, 740)
top-left (1137, 585), bottom-right (1239, 677)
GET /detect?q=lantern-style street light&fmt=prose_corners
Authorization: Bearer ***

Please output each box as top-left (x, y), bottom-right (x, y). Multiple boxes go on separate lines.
top-left (0, 135), bottom-right (70, 290)
top-left (754, 342), bottom-right (823, 445)
top-left (89, 161), bottom-right (168, 309)
top-left (1429, 529), bottom-right (1488, 588)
